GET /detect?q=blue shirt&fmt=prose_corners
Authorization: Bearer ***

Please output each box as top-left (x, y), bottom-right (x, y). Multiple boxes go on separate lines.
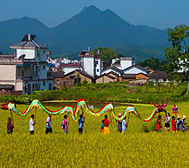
top-left (78, 118), bottom-right (84, 129)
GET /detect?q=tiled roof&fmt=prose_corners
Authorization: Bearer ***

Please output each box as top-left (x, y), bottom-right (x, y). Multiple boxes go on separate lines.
top-left (123, 65), bottom-right (149, 73)
top-left (96, 73), bottom-right (115, 80)
top-left (102, 66), bottom-right (122, 74)
top-left (52, 71), bottom-right (65, 78)
top-left (10, 41), bottom-right (48, 49)
top-left (79, 50), bottom-right (95, 58)
top-left (107, 71), bottom-right (119, 77)
top-left (0, 55), bottom-right (15, 58)
top-left (59, 63), bottom-right (82, 68)
top-left (148, 71), bottom-right (168, 79)
top-left (79, 71), bottom-right (95, 79)
top-left (64, 69), bottom-right (95, 80)
top-left (120, 57), bottom-right (133, 60)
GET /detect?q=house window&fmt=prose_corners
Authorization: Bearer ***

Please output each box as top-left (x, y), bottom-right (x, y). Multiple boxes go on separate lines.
top-left (49, 83), bottom-right (52, 90)
top-left (74, 77), bottom-right (81, 85)
top-left (43, 81), bottom-right (46, 86)
top-left (32, 84), bottom-right (35, 91)
top-left (97, 69), bottom-right (99, 72)
top-left (95, 61), bottom-right (98, 67)
top-left (43, 50), bottom-right (45, 54)
top-left (43, 65), bottom-right (45, 70)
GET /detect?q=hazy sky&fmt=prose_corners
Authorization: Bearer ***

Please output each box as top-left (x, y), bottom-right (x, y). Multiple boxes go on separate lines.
top-left (0, 0), bottom-right (188, 29)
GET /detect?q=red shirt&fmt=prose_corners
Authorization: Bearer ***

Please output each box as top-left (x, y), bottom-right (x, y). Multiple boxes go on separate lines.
top-left (156, 119), bottom-right (161, 131)
top-left (103, 118), bottom-right (110, 127)
top-left (171, 120), bottom-right (176, 131)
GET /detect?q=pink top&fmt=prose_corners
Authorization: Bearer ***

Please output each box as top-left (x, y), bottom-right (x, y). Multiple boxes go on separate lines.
top-left (63, 119), bottom-right (67, 129)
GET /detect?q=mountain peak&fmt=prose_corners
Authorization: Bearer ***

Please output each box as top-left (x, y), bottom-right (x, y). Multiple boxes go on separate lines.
top-left (82, 5), bottom-right (101, 13)
top-left (21, 16), bottom-right (30, 20)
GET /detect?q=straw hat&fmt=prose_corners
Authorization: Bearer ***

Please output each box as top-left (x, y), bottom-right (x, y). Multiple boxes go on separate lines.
top-left (177, 115), bottom-right (180, 119)
top-left (182, 115), bottom-right (187, 120)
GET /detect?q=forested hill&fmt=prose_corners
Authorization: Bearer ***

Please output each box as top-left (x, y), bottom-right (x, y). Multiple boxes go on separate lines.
top-left (0, 5), bottom-right (168, 60)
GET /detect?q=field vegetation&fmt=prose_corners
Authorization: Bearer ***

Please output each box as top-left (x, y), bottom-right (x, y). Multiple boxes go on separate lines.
top-left (1, 102), bottom-right (189, 167)
top-left (0, 82), bottom-right (188, 105)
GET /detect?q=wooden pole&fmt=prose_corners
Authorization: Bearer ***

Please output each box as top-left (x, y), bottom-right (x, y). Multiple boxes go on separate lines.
top-left (10, 109), bottom-right (14, 125)
top-left (109, 110), bottom-right (112, 127)
top-left (35, 107), bottom-right (37, 123)
top-left (81, 106), bottom-right (84, 115)
top-left (127, 112), bottom-right (130, 127)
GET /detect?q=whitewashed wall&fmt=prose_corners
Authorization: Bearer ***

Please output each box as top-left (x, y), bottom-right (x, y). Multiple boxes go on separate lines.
top-left (83, 57), bottom-right (95, 77)
top-left (16, 49), bottom-right (35, 59)
top-left (121, 60), bottom-right (133, 70)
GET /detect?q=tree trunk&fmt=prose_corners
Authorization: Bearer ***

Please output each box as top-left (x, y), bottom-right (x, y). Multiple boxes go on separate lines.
top-left (186, 72), bottom-right (189, 95)
top-left (186, 77), bottom-right (189, 95)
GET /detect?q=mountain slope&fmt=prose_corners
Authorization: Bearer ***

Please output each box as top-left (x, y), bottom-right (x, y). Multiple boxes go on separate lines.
top-left (48, 5), bottom-right (167, 56)
top-left (0, 5), bottom-right (168, 59)
top-left (0, 17), bottom-right (50, 51)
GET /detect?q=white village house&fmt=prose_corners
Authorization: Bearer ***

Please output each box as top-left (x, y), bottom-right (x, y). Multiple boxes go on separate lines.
top-left (79, 50), bottom-right (102, 77)
top-left (54, 48), bottom-right (168, 88)
top-left (0, 34), bottom-right (54, 94)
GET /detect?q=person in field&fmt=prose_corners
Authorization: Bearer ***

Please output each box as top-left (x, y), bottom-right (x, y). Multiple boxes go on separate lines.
top-left (102, 115), bottom-right (110, 134)
top-left (7, 117), bottom-right (14, 134)
top-left (181, 115), bottom-right (188, 131)
top-left (172, 104), bottom-right (178, 113)
top-left (165, 113), bottom-right (170, 131)
top-left (29, 114), bottom-right (35, 134)
top-left (46, 114), bottom-right (52, 134)
top-left (156, 115), bottom-right (162, 132)
top-left (61, 115), bottom-right (68, 133)
top-left (117, 113), bottom-right (122, 133)
top-left (100, 120), bottom-right (104, 133)
top-left (171, 116), bottom-right (176, 132)
top-left (78, 114), bottom-right (85, 134)
top-left (176, 115), bottom-right (181, 132)
top-left (122, 116), bottom-right (127, 132)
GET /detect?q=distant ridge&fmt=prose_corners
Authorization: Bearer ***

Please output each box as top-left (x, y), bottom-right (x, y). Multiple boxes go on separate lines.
top-left (0, 5), bottom-right (168, 60)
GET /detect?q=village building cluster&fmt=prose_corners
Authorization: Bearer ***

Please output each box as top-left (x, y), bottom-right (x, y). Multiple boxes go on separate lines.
top-left (0, 34), bottom-right (168, 94)
top-left (49, 48), bottom-right (168, 89)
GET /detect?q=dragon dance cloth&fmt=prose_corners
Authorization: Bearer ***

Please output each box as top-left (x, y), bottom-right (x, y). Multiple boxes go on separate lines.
top-left (7, 99), bottom-right (166, 123)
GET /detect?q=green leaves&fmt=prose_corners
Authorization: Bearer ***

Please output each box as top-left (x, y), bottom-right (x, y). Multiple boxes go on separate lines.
top-left (90, 47), bottom-right (119, 65)
top-left (164, 24), bottom-right (189, 82)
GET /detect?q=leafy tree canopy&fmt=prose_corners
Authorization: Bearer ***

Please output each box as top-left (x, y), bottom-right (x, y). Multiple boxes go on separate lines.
top-left (91, 47), bottom-right (119, 65)
top-left (138, 58), bottom-right (167, 71)
top-left (164, 24), bottom-right (189, 74)
top-left (164, 24), bottom-right (189, 93)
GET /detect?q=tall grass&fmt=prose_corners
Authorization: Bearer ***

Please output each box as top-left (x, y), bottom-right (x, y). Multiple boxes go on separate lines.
top-left (0, 82), bottom-right (188, 104)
